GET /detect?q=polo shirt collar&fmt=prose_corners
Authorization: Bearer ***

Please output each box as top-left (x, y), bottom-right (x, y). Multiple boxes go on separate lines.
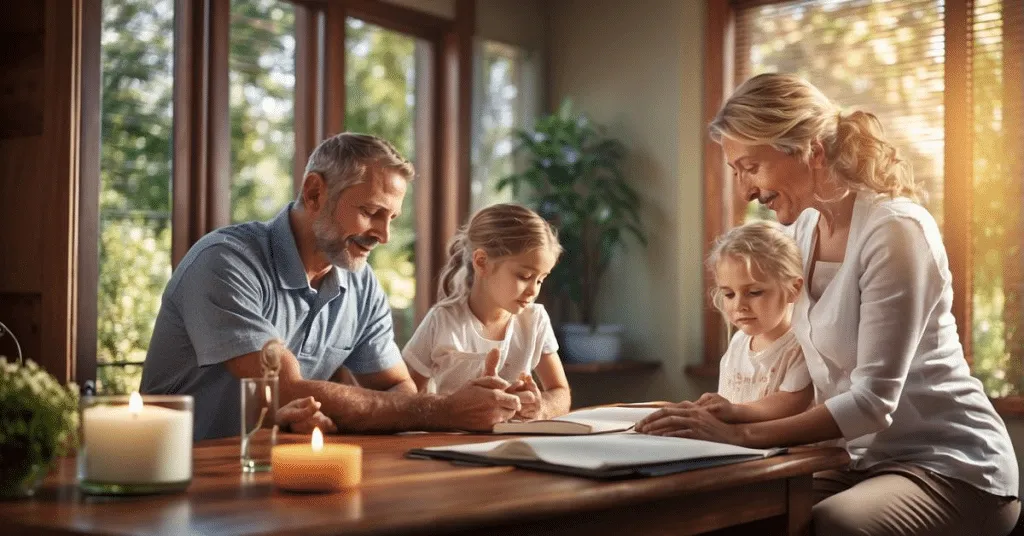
top-left (269, 203), bottom-right (348, 292)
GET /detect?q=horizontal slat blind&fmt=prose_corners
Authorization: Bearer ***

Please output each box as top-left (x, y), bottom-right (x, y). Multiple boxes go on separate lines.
top-left (972, 0), bottom-right (1024, 397)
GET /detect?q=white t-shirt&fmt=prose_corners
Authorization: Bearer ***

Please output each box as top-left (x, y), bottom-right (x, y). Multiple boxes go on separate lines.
top-left (402, 299), bottom-right (559, 394)
top-left (791, 189), bottom-right (1018, 497)
top-left (718, 329), bottom-right (810, 404)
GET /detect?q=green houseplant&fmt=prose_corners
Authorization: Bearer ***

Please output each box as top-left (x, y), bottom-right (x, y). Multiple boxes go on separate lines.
top-left (0, 323), bottom-right (79, 499)
top-left (496, 100), bottom-right (646, 361)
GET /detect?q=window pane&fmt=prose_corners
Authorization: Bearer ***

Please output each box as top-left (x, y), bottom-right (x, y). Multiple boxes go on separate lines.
top-left (98, 0), bottom-right (175, 395)
top-left (230, 0), bottom-right (296, 223)
top-left (471, 41), bottom-right (529, 212)
top-left (971, 0), bottom-right (1023, 397)
top-left (345, 18), bottom-right (420, 346)
top-left (737, 0), bottom-right (946, 227)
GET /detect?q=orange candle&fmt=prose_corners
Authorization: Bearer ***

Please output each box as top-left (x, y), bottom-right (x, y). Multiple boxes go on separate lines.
top-left (271, 427), bottom-right (362, 492)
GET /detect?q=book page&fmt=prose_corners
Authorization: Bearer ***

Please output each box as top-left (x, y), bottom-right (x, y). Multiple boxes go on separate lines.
top-left (493, 407), bottom-right (660, 434)
top-left (554, 407), bottom-right (659, 424)
top-left (520, 435), bottom-right (773, 470)
top-left (428, 434), bottom-right (775, 470)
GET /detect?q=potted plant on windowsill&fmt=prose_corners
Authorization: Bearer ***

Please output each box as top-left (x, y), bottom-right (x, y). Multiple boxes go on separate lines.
top-left (496, 100), bottom-right (647, 363)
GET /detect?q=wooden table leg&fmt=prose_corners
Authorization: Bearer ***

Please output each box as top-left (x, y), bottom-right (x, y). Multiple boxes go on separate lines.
top-left (785, 474), bottom-right (814, 536)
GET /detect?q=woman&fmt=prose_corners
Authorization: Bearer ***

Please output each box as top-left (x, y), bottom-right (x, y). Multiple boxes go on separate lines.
top-left (636, 73), bottom-right (1020, 535)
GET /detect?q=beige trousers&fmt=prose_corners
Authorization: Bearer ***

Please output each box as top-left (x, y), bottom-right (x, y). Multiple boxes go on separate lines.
top-left (811, 463), bottom-right (1020, 536)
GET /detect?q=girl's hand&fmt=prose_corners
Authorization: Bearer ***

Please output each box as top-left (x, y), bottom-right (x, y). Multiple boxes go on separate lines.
top-left (507, 373), bottom-right (542, 420)
top-left (634, 405), bottom-right (745, 445)
top-left (694, 393), bottom-right (738, 422)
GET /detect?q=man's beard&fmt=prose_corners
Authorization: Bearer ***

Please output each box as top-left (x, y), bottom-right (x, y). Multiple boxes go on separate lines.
top-left (312, 212), bottom-right (379, 272)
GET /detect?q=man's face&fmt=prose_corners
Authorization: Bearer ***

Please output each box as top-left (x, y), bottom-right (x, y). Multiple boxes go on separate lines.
top-left (312, 170), bottom-right (408, 272)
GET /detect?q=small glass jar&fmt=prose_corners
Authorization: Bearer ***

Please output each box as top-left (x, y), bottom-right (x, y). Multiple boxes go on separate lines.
top-left (77, 393), bottom-right (193, 495)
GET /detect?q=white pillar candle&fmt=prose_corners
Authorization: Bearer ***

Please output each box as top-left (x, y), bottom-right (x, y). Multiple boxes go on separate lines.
top-left (81, 392), bottom-right (193, 484)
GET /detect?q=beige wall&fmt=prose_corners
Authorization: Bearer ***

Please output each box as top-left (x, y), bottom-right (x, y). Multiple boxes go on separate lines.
top-left (548, 0), bottom-right (711, 405)
top-left (475, 0), bottom-right (546, 51)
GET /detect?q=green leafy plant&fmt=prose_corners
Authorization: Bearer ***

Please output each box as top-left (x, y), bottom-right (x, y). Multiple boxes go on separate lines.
top-left (497, 100), bottom-right (647, 329)
top-left (0, 357), bottom-right (79, 497)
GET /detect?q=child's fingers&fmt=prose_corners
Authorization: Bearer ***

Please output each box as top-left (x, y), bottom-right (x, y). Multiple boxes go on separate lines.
top-left (483, 348), bottom-right (500, 377)
top-left (505, 379), bottom-right (527, 393)
top-left (471, 375), bottom-right (511, 390)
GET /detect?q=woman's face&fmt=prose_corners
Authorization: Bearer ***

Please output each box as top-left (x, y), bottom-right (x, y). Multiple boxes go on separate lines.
top-left (721, 137), bottom-right (819, 225)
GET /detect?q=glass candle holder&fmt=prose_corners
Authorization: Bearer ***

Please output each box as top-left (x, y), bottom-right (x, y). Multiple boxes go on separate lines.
top-left (77, 393), bottom-right (193, 495)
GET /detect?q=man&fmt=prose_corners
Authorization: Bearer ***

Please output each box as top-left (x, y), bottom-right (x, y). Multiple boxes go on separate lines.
top-left (141, 133), bottom-right (521, 440)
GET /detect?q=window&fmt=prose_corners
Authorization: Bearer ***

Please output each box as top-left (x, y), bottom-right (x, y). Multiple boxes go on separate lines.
top-left (82, 0), bottom-right (473, 392)
top-left (470, 40), bottom-right (538, 212)
top-left (229, 0), bottom-right (296, 223)
top-left (707, 0), bottom-right (1024, 402)
top-left (96, 0), bottom-right (175, 394)
top-left (344, 18), bottom-right (423, 346)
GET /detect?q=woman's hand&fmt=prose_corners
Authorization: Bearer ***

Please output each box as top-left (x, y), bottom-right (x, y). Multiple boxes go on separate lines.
top-left (635, 404), bottom-right (745, 445)
top-left (694, 393), bottom-right (740, 423)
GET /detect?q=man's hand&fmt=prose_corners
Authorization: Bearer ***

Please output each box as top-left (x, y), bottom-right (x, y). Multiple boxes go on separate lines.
top-left (443, 377), bottom-right (521, 431)
top-left (277, 396), bottom-right (337, 434)
top-left (507, 373), bottom-right (542, 420)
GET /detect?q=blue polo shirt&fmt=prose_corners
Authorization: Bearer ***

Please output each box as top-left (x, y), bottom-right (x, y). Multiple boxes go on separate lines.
top-left (141, 203), bottom-right (402, 440)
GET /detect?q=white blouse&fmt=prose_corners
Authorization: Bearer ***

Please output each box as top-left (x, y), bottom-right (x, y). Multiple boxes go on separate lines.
top-left (791, 190), bottom-right (1018, 497)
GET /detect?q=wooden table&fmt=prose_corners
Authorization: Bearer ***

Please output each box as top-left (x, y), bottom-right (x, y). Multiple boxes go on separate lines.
top-left (0, 434), bottom-right (848, 536)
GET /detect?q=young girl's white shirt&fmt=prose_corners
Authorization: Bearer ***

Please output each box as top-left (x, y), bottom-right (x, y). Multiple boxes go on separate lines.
top-left (402, 298), bottom-right (558, 394)
top-left (790, 189), bottom-right (1018, 497)
top-left (718, 329), bottom-right (810, 404)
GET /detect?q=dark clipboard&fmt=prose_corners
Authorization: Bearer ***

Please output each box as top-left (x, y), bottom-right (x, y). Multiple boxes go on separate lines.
top-left (406, 447), bottom-right (787, 480)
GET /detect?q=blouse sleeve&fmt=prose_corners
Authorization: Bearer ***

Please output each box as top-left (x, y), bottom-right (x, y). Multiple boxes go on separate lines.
top-left (823, 215), bottom-right (947, 440)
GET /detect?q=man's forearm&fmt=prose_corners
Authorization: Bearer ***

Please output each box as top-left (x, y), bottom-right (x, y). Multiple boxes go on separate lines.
top-left (284, 379), bottom-right (448, 433)
top-left (539, 387), bottom-right (571, 420)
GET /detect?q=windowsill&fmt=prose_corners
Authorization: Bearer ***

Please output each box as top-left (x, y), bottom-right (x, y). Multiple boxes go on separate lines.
top-left (563, 360), bottom-right (660, 374)
top-left (684, 363), bottom-right (720, 379)
top-left (991, 396), bottom-right (1024, 418)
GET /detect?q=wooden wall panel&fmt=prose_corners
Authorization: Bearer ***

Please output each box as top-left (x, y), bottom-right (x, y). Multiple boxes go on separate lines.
top-left (0, 0), bottom-right (82, 381)
top-left (0, 138), bottom-right (45, 292)
top-left (0, 292), bottom-right (42, 364)
top-left (0, 1), bottom-right (44, 138)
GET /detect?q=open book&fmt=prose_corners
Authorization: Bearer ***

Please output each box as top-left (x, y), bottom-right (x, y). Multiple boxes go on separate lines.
top-left (408, 434), bottom-right (784, 479)
top-left (491, 407), bottom-right (660, 435)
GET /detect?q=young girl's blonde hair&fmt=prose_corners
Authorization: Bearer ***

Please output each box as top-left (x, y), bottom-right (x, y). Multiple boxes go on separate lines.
top-left (436, 204), bottom-right (563, 307)
top-left (709, 73), bottom-right (918, 201)
top-left (707, 221), bottom-right (803, 313)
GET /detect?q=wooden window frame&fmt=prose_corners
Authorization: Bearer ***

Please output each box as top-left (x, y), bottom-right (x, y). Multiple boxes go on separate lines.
top-left (697, 0), bottom-right (1024, 416)
top-left (77, 0), bottom-right (475, 387)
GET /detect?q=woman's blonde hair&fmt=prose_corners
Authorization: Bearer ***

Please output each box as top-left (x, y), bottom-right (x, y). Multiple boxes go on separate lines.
top-left (709, 73), bottom-right (917, 200)
top-left (436, 204), bottom-right (563, 306)
top-left (707, 221), bottom-right (803, 313)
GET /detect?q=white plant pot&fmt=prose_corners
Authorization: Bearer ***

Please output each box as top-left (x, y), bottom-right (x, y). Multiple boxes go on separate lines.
top-left (559, 323), bottom-right (623, 363)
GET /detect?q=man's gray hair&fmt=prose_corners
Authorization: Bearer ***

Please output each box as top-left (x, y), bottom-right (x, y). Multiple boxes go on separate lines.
top-left (299, 133), bottom-right (414, 207)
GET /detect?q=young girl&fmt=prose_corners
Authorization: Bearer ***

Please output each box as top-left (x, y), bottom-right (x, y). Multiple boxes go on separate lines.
top-left (688, 221), bottom-right (813, 424)
top-left (402, 204), bottom-right (571, 421)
